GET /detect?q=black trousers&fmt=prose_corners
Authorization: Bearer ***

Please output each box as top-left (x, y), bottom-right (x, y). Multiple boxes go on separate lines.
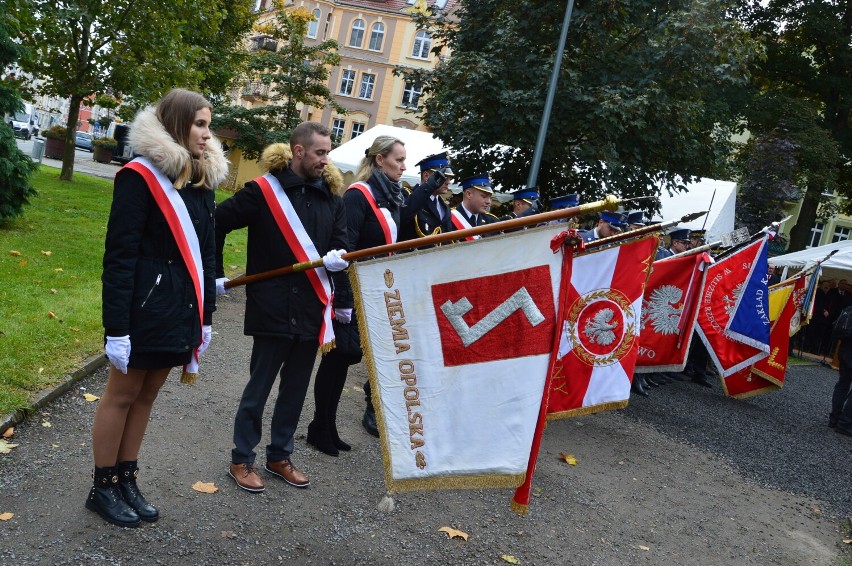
top-left (832, 339), bottom-right (852, 430)
top-left (232, 335), bottom-right (318, 464)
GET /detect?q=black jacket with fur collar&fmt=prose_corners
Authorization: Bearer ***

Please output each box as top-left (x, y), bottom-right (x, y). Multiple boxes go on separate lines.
top-left (102, 107), bottom-right (229, 354)
top-left (215, 143), bottom-right (349, 339)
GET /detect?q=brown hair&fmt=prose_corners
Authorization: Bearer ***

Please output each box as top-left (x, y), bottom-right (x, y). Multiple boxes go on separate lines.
top-left (290, 121), bottom-right (331, 151)
top-left (156, 88), bottom-right (213, 188)
top-left (354, 135), bottom-right (404, 181)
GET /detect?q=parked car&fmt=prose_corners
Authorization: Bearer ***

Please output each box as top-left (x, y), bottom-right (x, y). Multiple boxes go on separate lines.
top-left (74, 131), bottom-right (93, 152)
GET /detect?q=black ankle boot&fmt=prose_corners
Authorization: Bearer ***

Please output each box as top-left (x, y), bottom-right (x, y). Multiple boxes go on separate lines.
top-left (307, 418), bottom-right (339, 456)
top-left (85, 466), bottom-right (141, 528)
top-left (117, 460), bottom-right (159, 522)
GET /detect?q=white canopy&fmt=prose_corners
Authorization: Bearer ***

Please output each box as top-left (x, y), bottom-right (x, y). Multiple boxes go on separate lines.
top-left (767, 240), bottom-right (852, 280)
top-left (651, 177), bottom-right (737, 243)
top-left (329, 124), bottom-right (445, 187)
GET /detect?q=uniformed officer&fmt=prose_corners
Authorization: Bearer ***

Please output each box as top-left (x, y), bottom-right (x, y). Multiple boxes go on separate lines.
top-left (626, 211), bottom-right (646, 231)
top-left (547, 193), bottom-right (580, 226)
top-left (579, 210), bottom-right (626, 242)
top-left (656, 227), bottom-right (690, 260)
top-left (401, 152), bottom-right (455, 241)
top-left (689, 228), bottom-right (706, 249)
top-left (451, 175), bottom-right (500, 230)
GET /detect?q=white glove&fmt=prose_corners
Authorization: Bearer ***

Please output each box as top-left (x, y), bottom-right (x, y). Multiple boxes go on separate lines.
top-left (197, 325), bottom-right (212, 357)
top-left (105, 335), bottom-right (131, 374)
top-left (216, 277), bottom-right (229, 295)
top-left (323, 249), bottom-right (349, 272)
top-left (334, 308), bottom-right (353, 324)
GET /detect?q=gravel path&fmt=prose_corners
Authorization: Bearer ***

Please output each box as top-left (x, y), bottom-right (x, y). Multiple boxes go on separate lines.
top-left (1, 287), bottom-right (850, 565)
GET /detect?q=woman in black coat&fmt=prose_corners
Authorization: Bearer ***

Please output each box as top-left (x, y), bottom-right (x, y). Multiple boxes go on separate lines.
top-left (92, 89), bottom-right (228, 528)
top-left (307, 135), bottom-right (435, 455)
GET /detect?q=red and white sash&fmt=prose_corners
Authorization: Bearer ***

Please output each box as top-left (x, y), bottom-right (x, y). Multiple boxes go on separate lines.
top-left (125, 158), bottom-right (204, 379)
top-left (256, 174), bottom-right (335, 350)
top-left (348, 182), bottom-right (397, 245)
top-left (450, 209), bottom-right (481, 240)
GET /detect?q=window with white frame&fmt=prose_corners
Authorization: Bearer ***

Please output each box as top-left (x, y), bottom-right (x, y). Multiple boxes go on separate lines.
top-left (368, 22), bottom-right (385, 51)
top-left (358, 73), bottom-right (376, 99)
top-left (401, 81), bottom-right (422, 108)
top-left (339, 69), bottom-right (355, 96)
top-left (331, 118), bottom-right (345, 141)
top-left (412, 31), bottom-right (431, 59)
top-left (307, 9), bottom-right (320, 38)
top-left (323, 13), bottom-right (332, 39)
top-left (808, 222), bottom-right (824, 248)
top-left (351, 122), bottom-right (365, 139)
top-left (832, 225), bottom-right (850, 243)
top-left (349, 19), bottom-right (365, 48)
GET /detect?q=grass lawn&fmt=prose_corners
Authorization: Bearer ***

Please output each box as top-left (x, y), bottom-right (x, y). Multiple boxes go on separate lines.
top-left (0, 165), bottom-right (247, 417)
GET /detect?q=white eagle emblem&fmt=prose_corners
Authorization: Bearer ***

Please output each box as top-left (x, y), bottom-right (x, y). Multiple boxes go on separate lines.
top-left (583, 308), bottom-right (618, 345)
top-left (642, 285), bottom-right (683, 335)
top-left (723, 282), bottom-right (745, 317)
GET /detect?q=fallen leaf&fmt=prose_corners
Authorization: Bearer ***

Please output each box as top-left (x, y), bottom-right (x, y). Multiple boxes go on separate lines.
top-left (50, 288), bottom-right (58, 294)
top-left (559, 452), bottom-right (577, 466)
top-left (9, 250), bottom-right (21, 256)
top-left (83, 393), bottom-right (100, 402)
top-left (192, 481), bottom-right (218, 494)
top-left (843, 539), bottom-right (851, 545)
top-left (500, 555), bottom-right (520, 564)
top-left (2, 427), bottom-right (13, 438)
top-left (0, 440), bottom-right (19, 454)
top-left (0, 512), bottom-right (14, 521)
top-left (47, 311), bottom-right (56, 319)
top-left (54, 268), bottom-right (63, 272)
top-left (41, 420), bottom-right (51, 428)
top-left (639, 545), bottom-right (650, 551)
top-left (221, 530), bottom-right (237, 539)
top-left (438, 526), bottom-right (468, 541)
top-left (38, 367), bottom-right (44, 374)
top-left (51, 444), bottom-right (59, 448)
top-left (41, 250), bottom-right (52, 256)
top-left (70, 327), bottom-right (80, 332)
top-left (19, 260), bottom-right (27, 267)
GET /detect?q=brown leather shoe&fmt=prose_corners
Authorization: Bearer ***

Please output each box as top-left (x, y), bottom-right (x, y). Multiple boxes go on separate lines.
top-left (265, 459), bottom-right (310, 488)
top-left (228, 463), bottom-right (265, 493)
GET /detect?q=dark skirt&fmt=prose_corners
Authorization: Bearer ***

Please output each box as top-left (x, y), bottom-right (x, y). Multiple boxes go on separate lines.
top-left (127, 350), bottom-right (193, 371)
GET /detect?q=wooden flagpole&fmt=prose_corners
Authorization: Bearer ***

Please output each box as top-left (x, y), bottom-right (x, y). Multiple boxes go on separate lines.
top-left (224, 195), bottom-right (621, 289)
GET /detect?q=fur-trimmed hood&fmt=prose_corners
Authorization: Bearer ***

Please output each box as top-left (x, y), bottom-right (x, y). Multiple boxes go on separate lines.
top-left (259, 142), bottom-right (344, 195)
top-left (128, 106), bottom-right (229, 188)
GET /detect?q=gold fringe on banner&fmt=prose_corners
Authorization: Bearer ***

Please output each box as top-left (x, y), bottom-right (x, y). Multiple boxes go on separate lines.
top-left (319, 339), bottom-right (336, 355)
top-left (546, 400), bottom-right (629, 421)
top-left (510, 499), bottom-right (530, 516)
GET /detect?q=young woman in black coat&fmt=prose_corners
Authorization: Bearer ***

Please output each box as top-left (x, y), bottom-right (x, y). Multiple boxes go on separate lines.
top-left (91, 89), bottom-right (228, 527)
top-left (308, 135), bottom-right (437, 455)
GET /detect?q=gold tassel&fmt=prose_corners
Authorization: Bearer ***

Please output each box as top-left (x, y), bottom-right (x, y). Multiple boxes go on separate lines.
top-left (319, 339), bottom-right (336, 355)
top-left (510, 499), bottom-right (530, 516)
top-left (180, 371), bottom-right (198, 385)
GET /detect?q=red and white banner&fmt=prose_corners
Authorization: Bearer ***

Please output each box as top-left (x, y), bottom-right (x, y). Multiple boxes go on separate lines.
top-left (546, 235), bottom-right (659, 419)
top-left (635, 252), bottom-right (710, 372)
top-left (696, 239), bottom-right (769, 377)
top-left (350, 225), bottom-right (567, 492)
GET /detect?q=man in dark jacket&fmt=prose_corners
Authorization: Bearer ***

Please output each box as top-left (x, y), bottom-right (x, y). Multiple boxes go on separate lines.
top-left (400, 151), bottom-right (455, 241)
top-left (215, 122), bottom-right (349, 494)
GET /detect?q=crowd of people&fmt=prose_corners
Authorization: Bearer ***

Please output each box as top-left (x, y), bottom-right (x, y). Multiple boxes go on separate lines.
top-left (90, 87), bottom-right (851, 529)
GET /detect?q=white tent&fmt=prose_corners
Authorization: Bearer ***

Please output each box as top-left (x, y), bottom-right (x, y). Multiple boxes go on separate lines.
top-left (767, 240), bottom-right (852, 279)
top-left (650, 178), bottom-right (737, 243)
top-left (329, 124), bottom-right (445, 187)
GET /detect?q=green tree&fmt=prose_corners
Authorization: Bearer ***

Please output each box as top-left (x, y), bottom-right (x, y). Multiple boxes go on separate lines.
top-left (212, 2), bottom-right (346, 160)
top-left (397, 0), bottom-right (756, 211)
top-left (736, 0), bottom-right (851, 252)
top-left (13, 0), bottom-right (255, 181)
top-left (0, 10), bottom-right (38, 221)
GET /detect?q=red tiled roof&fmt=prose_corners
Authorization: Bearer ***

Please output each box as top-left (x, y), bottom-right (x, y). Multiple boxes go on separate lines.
top-left (332, 0), bottom-right (458, 16)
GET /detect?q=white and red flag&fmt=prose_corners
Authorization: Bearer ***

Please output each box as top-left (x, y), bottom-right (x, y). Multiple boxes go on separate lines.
top-left (635, 251), bottom-right (711, 372)
top-left (696, 238), bottom-right (770, 377)
top-left (546, 235), bottom-right (659, 419)
top-left (349, 226), bottom-right (567, 493)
